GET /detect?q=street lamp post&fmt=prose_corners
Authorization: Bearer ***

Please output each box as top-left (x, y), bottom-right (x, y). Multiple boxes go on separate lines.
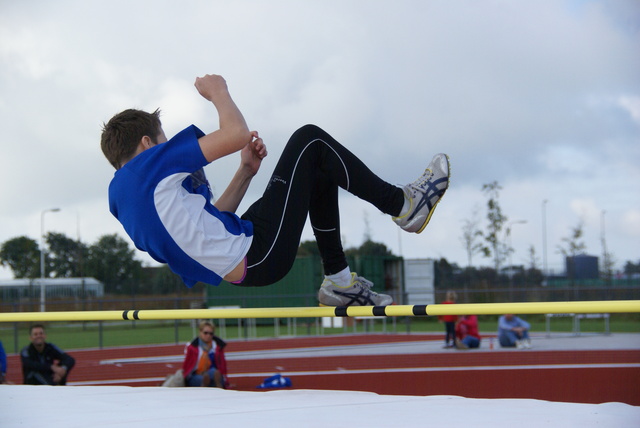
top-left (601, 210), bottom-right (609, 284)
top-left (542, 200), bottom-right (548, 284)
top-left (506, 219), bottom-right (527, 299)
top-left (40, 208), bottom-right (60, 312)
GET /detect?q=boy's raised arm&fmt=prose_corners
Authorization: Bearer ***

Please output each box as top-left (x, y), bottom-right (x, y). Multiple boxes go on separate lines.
top-left (194, 74), bottom-right (252, 163)
top-left (213, 132), bottom-right (267, 213)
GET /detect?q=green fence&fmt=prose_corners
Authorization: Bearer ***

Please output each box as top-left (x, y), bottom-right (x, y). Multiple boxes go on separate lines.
top-left (206, 255), bottom-right (400, 310)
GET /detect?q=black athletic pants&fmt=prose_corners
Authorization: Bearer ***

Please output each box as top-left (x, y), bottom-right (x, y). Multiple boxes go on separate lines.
top-left (238, 124), bottom-right (404, 287)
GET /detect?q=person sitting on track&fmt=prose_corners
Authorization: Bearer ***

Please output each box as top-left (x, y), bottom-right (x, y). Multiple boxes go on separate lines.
top-left (182, 321), bottom-right (228, 388)
top-left (498, 314), bottom-right (532, 349)
top-left (454, 315), bottom-right (481, 349)
top-left (101, 73), bottom-right (451, 307)
top-left (20, 324), bottom-right (75, 385)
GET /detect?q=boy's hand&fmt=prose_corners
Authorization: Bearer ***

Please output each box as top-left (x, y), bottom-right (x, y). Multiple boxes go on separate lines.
top-left (194, 74), bottom-right (229, 102)
top-left (240, 131), bottom-right (267, 176)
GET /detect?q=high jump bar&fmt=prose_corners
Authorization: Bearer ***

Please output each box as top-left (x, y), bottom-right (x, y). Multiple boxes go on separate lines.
top-left (0, 300), bottom-right (638, 322)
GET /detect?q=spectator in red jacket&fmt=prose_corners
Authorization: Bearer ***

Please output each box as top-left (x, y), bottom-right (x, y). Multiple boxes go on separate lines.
top-left (455, 315), bottom-right (481, 349)
top-left (182, 321), bottom-right (228, 388)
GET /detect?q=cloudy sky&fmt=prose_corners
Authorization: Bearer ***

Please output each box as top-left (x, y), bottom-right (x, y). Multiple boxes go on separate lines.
top-left (0, 0), bottom-right (638, 281)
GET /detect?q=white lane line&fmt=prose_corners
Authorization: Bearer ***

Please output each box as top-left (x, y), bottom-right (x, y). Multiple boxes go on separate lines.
top-left (98, 341), bottom-right (431, 365)
top-left (71, 363), bottom-right (640, 386)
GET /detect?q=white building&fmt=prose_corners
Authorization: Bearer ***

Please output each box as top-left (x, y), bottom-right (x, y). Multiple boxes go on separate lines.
top-left (0, 277), bottom-right (104, 300)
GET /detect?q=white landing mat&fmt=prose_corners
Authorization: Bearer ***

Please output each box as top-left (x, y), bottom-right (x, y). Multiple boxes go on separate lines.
top-left (2, 385), bottom-right (639, 428)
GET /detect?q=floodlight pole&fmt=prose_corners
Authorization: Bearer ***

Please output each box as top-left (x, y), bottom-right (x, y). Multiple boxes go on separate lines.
top-left (40, 208), bottom-right (60, 312)
top-left (542, 199), bottom-right (548, 284)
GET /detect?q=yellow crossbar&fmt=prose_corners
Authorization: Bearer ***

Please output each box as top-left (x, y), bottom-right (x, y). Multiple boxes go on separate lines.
top-left (0, 300), bottom-right (638, 322)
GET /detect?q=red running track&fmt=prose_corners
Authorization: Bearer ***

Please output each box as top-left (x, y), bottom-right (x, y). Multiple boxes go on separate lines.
top-left (5, 334), bottom-right (639, 405)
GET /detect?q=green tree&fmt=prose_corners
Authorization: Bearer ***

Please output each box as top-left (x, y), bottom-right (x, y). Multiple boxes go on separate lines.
top-left (557, 220), bottom-right (588, 283)
top-left (299, 237), bottom-right (394, 259)
top-left (46, 232), bottom-right (89, 278)
top-left (0, 236), bottom-right (40, 278)
top-left (297, 240), bottom-right (320, 257)
top-left (143, 265), bottom-right (183, 294)
top-left (434, 258), bottom-right (455, 288)
top-left (352, 239), bottom-right (393, 257)
top-left (600, 251), bottom-right (615, 282)
top-left (85, 234), bottom-right (143, 294)
top-left (482, 181), bottom-right (508, 273)
top-left (527, 244), bottom-right (539, 270)
top-left (624, 260), bottom-right (640, 275)
top-left (460, 207), bottom-right (487, 269)
top-left (557, 220), bottom-right (587, 257)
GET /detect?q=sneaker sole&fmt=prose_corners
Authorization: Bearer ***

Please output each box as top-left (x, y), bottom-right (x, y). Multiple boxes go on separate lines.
top-left (414, 153), bottom-right (451, 234)
top-left (318, 293), bottom-right (393, 307)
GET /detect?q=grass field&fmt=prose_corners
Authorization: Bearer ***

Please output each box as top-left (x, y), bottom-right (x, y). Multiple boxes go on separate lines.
top-left (1, 313), bottom-right (638, 353)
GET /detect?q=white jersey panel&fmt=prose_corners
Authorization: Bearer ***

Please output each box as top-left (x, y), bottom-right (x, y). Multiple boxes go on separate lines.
top-left (154, 172), bottom-right (252, 278)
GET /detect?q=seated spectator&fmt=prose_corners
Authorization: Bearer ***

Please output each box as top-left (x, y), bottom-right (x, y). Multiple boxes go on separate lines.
top-left (21, 324), bottom-right (75, 385)
top-left (182, 321), bottom-right (228, 388)
top-left (498, 314), bottom-right (531, 349)
top-left (455, 315), bottom-right (481, 349)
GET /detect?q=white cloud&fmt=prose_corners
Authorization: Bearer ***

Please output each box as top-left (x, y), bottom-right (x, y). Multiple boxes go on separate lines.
top-left (569, 199), bottom-right (600, 224)
top-left (619, 95), bottom-right (640, 123)
top-left (622, 209), bottom-right (640, 239)
top-left (153, 78), bottom-right (205, 134)
top-left (0, 26), bottom-right (59, 80)
top-left (0, 0), bottom-right (638, 280)
top-left (543, 146), bottom-right (596, 175)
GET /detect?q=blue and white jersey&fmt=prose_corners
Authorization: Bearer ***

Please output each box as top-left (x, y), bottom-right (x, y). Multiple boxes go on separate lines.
top-left (108, 125), bottom-right (253, 287)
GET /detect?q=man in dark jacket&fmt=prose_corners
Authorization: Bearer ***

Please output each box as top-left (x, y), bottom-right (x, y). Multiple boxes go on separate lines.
top-left (21, 324), bottom-right (75, 385)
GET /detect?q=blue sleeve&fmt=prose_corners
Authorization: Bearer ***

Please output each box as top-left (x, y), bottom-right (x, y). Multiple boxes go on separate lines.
top-left (145, 125), bottom-right (208, 178)
top-left (517, 317), bottom-right (531, 330)
top-left (497, 316), bottom-right (510, 331)
top-left (0, 341), bottom-right (6, 373)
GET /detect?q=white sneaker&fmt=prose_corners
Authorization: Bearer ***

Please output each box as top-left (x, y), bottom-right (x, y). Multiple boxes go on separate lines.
top-left (516, 340), bottom-right (524, 349)
top-left (455, 339), bottom-right (469, 350)
top-left (318, 273), bottom-right (393, 307)
top-left (393, 153), bottom-right (451, 234)
top-left (524, 339), bottom-right (532, 349)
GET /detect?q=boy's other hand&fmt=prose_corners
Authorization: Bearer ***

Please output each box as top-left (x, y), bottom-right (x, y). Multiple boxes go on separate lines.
top-left (241, 131), bottom-right (267, 176)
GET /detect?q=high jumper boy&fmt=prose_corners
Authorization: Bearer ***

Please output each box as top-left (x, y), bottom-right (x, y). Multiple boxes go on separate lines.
top-left (100, 74), bottom-right (450, 307)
